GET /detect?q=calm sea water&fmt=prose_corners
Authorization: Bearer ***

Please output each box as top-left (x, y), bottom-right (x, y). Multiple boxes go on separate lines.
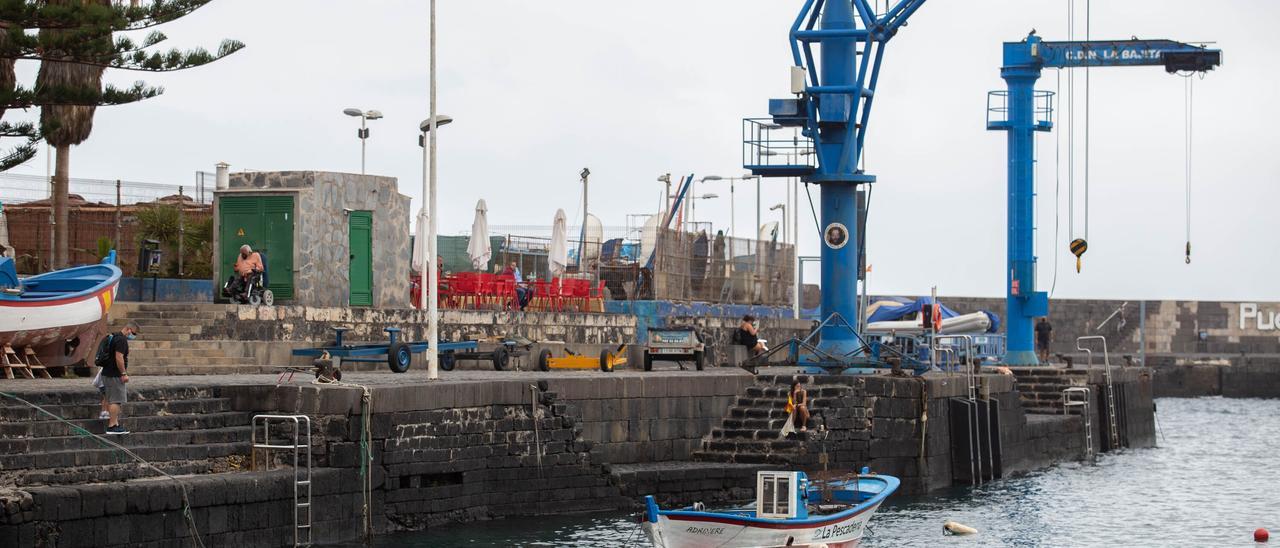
top-left (371, 397), bottom-right (1280, 547)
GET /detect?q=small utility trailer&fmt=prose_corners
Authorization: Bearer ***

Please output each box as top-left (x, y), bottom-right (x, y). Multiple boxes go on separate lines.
top-left (290, 327), bottom-right (518, 375)
top-left (536, 344), bottom-right (627, 373)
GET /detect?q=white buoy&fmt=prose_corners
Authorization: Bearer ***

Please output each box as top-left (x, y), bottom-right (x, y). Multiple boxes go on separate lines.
top-left (944, 521), bottom-right (979, 535)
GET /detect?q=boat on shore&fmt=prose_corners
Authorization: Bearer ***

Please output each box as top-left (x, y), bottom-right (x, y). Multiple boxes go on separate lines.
top-left (0, 255), bottom-right (121, 370)
top-left (642, 470), bottom-right (898, 548)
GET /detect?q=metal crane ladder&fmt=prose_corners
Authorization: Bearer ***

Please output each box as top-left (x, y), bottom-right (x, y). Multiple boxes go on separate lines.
top-left (1062, 386), bottom-right (1094, 461)
top-left (252, 415), bottom-right (313, 547)
top-left (1077, 336), bottom-right (1120, 450)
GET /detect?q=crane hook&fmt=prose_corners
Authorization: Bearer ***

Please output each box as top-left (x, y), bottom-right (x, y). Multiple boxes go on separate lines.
top-left (1070, 238), bottom-right (1088, 273)
top-left (1185, 241), bottom-right (1191, 264)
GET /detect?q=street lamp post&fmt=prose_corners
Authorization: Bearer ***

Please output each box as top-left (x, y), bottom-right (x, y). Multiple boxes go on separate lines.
top-left (657, 174), bottom-right (671, 217)
top-left (420, 114), bottom-right (453, 381)
top-left (701, 174), bottom-right (759, 242)
top-left (343, 108), bottom-right (383, 174)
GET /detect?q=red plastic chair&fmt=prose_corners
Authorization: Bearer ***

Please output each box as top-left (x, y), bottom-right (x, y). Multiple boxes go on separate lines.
top-left (452, 272), bottom-right (481, 309)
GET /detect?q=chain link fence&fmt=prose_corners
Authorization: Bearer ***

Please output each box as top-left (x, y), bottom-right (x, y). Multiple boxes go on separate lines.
top-left (1, 174), bottom-right (214, 276)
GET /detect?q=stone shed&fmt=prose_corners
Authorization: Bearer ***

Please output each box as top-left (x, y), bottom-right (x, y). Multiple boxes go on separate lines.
top-left (212, 171), bottom-right (410, 308)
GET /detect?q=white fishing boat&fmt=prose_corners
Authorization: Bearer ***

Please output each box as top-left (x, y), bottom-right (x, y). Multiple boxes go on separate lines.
top-left (643, 470), bottom-right (898, 548)
top-left (0, 255), bottom-right (121, 370)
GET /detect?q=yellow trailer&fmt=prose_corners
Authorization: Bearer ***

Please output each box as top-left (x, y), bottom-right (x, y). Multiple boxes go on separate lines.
top-left (537, 345), bottom-right (627, 373)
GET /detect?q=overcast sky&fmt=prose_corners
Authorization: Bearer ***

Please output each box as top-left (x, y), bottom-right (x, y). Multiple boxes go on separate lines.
top-left (5, 0), bottom-right (1278, 301)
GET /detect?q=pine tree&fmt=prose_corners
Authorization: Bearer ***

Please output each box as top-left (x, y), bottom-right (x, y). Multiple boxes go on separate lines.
top-left (0, 0), bottom-right (243, 268)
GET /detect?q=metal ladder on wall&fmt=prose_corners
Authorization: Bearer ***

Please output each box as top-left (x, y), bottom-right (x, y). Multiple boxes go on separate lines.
top-left (1077, 336), bottom-right (1120, 449)
top-left (1062, 387), bottom-right (1093, 461)
top-left (936, 335), bottom-right (985, 485)
top-left (253, 415), bottom-right (313, 547)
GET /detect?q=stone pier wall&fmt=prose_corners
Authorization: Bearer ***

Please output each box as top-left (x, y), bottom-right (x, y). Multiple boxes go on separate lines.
top-left (2, 469), bottom-right (364, 547)
top-left (1150, 355), bottom-right (1280, 398)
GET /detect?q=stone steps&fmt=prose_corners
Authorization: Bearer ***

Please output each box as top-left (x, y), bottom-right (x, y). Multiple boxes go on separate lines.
top-left (130, 365), bottom-right (276, 376)
top-left (0, 410), bottom-right (249, 439)
top-left (1, 441), bottom-right (251, 477)
top-left (1008, 367), bottom-right (1092, 415)
top-left (0, 425), bottom-right (252, 455)
top-left (129, 348), bottom-right (232, 359)
top-left (0, 383), bottom-right (256, 488)
top-left (11, 459), bottom-right (239, 487)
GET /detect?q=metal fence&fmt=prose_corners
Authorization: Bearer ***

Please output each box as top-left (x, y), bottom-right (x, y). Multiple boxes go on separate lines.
top-left (0, 171), bottom-right (216, 206)
top-left (651, 228), bottom-right (794, 306)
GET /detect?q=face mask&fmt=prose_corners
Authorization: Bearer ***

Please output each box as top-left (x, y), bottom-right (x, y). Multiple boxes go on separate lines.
top-left (127, 333), bottom-right (137, 340)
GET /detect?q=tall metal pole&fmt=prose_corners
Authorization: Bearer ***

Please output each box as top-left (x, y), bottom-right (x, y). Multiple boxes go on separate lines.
top-left (793, 178), bottom-right (800, 319)
top-left (360, 115), bottom-right (367, 175)
top-left (114, 180), bottom-right (122, 256)
top-left (177, 185), bottom-right (185, 276)
top-left (729, 181), bottom-right (735, 241)
top-left (1139, 300), bottom-right (1147, 366)
top-left (580, 168), bottom-right (589, 268)
top-left (426, 0), bottom-right (439, 380)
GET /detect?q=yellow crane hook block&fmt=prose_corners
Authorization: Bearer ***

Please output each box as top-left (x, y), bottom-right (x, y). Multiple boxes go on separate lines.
top-left (1070, 238), bottom-right (1088, 273)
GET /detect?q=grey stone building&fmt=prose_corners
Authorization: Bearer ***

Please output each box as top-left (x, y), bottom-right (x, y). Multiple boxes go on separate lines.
top-left (213, 171), bottom-right (411, 308)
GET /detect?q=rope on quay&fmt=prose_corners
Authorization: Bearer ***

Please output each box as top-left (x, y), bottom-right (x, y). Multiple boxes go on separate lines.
top-left (310, 377), bottom-right (375, 540)
top-left (0, 391), bottom-right (207, 548)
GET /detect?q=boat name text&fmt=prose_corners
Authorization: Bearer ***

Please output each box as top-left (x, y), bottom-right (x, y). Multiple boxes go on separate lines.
top-left (812, 520), bottom-right (863, 540)
top-left (684, 526), bottom-right (725, 536)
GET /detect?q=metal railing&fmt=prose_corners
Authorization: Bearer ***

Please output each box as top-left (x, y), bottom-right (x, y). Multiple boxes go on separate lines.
top-left (1076, 335), bottom-right (1120, 450)
top-left (742, 117), bottom-right (816, 172)
top-left (1062, 386), bottom-right (1094, 462)
top-left (986, 90), bottom-right (1055, 131)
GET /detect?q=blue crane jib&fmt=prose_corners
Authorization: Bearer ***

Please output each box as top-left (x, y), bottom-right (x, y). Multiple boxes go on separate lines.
top-left (991, 34), bottom-right (1221, 365)
top-left (743, 0), bottom-right (926, 358)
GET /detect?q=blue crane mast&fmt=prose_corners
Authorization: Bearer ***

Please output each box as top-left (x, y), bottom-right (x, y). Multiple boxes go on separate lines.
top-left (743, 0), bottom-right (926, 364)
top-left (990, 34), bottom-right (1221, 365)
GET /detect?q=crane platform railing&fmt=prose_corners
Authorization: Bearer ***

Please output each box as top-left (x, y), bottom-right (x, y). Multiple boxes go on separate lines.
top-left (742, 117), bottom-right (816, 177)
top-left (987, 90), bottom-right (1055, 131)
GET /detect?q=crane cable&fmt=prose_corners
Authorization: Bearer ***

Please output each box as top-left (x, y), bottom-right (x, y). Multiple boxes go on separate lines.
top-left (1050, 66), bottom-right (1063, 297)
top-left (1182, 73), bottom-right (1195, 264)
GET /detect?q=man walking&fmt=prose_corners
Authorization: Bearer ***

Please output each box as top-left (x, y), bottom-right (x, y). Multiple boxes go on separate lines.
top-left (102, 321), bottom-right (140, 435)
top-left (1035, 316), bottom-right (1053, 364)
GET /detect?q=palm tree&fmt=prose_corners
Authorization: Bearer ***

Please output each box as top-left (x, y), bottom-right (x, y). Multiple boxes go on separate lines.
top-left (36, 0), bottom-right (110, 269)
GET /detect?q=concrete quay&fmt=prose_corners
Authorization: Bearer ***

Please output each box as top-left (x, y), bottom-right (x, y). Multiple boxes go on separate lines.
top-left (0, 364), bottom-right (1156, 547)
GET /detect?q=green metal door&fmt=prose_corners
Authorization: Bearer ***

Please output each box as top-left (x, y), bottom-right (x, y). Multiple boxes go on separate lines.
top-left (348, 211), bottom-right (373, 306)
top-left (261, 197), bottom-right (295, 300)
top-left (218, 195), bottom-right (294, 301)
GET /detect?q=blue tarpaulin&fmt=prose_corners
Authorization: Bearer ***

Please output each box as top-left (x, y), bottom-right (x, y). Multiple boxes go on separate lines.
top-left (866, 296), bottom-right (1000, 333)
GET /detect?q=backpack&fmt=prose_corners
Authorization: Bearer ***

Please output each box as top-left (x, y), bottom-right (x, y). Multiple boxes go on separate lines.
top-left (94, 334), bottom-right (115, 368)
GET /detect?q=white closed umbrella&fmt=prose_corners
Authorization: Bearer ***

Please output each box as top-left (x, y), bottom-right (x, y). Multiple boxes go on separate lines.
top-left (467, 199), bottom-right (491, 270)
top-left (411, 207), bottom-right (428, 273)
top-left (549, 208), bottom-right (568, 276)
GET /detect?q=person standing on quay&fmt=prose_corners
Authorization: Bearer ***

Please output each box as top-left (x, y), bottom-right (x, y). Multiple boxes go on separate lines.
top-left (102, 322), bottom-right (140, 435)
top-left (1036, 316), bottom-right (1053, 364)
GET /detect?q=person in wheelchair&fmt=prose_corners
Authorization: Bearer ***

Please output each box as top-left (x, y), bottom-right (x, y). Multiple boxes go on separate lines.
top-left (225, 245), bottom-right (265, 303)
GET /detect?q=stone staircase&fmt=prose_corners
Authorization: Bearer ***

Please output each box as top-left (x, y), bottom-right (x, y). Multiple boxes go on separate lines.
top-left (693, 375), bottom-right (856, 465)
top-left (107, 303), bottom-right (273, 375)
top-left (1007, 367), bottom-right (1090, 414)
top-left (0, 385), bottom-right (254, 487)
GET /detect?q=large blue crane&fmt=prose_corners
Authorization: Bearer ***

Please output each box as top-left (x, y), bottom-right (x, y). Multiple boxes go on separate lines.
top-left (990, 34), bottom-right (1221, 364)
top-left (744, 0), bottom-right (926, 360)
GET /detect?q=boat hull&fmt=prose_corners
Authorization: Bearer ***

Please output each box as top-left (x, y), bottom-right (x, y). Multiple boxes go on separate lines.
top-left (643, 501), bottom-right (881, 548)
top-left (0, 282), bottom-right (118, 368)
